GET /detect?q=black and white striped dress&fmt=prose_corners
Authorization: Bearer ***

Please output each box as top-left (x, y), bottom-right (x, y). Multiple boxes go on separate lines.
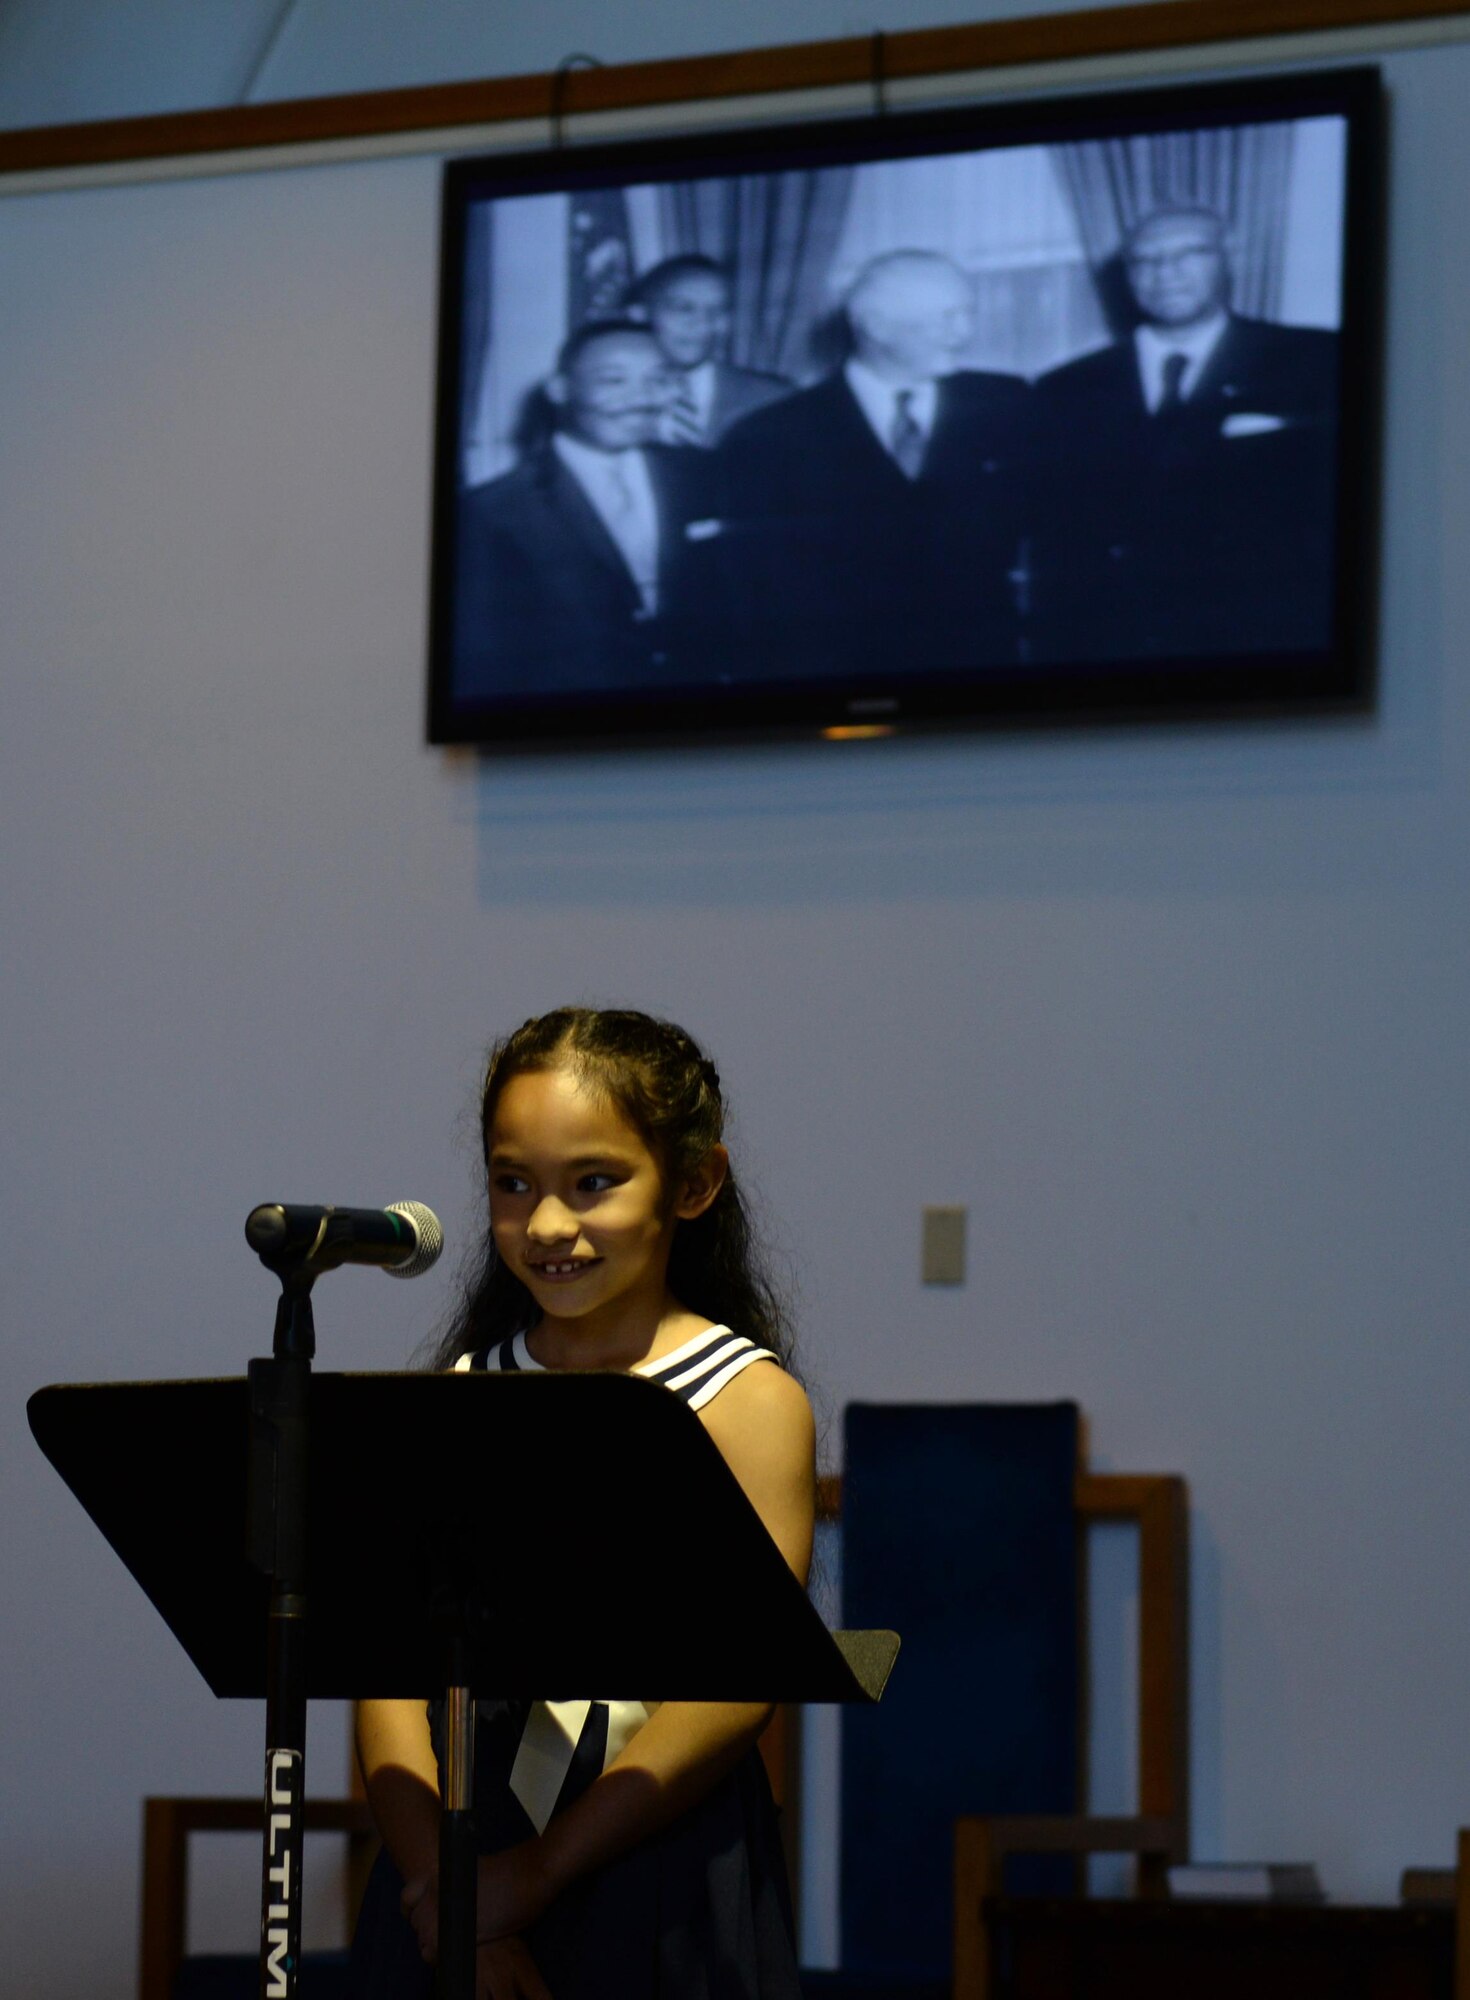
top-left (350, 1324), bottom-right (802, 2000)
top-left (448, 1323), bottom-right (779, 1836)
top-left (455, 1322), bottom-right (779, 1406)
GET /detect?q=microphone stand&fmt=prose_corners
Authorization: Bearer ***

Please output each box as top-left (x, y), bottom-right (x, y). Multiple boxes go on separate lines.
top-left (246, 1257), bottom-right (316, 2000)
top-left (30, 1196), bottom-right (891, 2000)
top-left (244, 1218), bottom-right (475, 2000)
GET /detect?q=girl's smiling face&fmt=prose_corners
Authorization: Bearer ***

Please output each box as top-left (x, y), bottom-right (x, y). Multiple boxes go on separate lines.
top-left (487, 1065), bottom-right (689, 1347)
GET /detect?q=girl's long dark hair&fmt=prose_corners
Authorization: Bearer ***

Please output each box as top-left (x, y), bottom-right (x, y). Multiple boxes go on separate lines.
top-left (430, 1008), bottom-right (795, 1373)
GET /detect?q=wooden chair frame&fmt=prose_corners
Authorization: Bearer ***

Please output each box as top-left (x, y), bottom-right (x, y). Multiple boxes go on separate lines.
top-left (952, 1471), bottom-right (1191, 2000)
top-left (138, 1794), bottom-right (375, 2000)
top-left (138, 1473), bottom-right (1184, 2000)
top-left (138, 1703), bottom-right (803, 2000)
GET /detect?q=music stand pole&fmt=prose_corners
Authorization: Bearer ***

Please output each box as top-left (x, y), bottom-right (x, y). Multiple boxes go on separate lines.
top-left (440, 1664), bottom-right (476, 2000)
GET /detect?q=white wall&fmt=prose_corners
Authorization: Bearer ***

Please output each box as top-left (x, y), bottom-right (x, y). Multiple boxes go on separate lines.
top-left (0, 0), bottom-right (1160, 126)
top-left (4, 8), bottom-right (1470, 1996)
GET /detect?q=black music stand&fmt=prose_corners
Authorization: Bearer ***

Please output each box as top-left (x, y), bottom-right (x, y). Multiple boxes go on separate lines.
top-left (29, 1372), bottom-right (898, 1999)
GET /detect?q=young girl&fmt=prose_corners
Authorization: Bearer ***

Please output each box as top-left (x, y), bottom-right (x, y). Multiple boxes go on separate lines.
top-left (351, 1008), bottom-right (815, 2000)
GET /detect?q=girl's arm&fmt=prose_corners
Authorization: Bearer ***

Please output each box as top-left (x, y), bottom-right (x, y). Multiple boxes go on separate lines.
top-left (356, 1696), bottom-right (442, 1887)
top-left (473, 1361), bottom-right (817, 1942)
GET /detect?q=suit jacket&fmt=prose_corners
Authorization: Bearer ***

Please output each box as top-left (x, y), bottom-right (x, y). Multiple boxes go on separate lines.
top-left (450, 443), bottom-right (721, 702)
top-left (1034, 316), bottom-right (1340, 662)
top-left (719, 368), bottom-right (1035, 680)
top-left (704, 362), bottom-right (794, 445)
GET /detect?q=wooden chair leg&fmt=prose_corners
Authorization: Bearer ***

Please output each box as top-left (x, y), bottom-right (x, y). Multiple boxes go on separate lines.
top-left (138, 1799), bottom-right (186, 2000)
top-left (953, 1816), bottom-right (998, 2000)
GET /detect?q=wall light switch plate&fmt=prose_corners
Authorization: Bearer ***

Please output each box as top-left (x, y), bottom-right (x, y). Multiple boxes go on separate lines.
top-left (921, 1206), bottom-right (967, 1286)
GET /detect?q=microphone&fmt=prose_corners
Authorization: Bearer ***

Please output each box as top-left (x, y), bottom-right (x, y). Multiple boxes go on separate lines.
top-left (245, 1201), bottom-right (444, 1279)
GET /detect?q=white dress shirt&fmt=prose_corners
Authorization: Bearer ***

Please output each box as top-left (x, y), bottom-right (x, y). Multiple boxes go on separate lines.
top-left (844, 358), bottom-right (939, 463)
top-left (684, 361), bottom-right (717, 429)
top-left (661, 360), bottom-right (717, 445)
top-left (1133, 311), bottom-right (1229, 412)
top-left (553, 431), bottom-right (660, 614)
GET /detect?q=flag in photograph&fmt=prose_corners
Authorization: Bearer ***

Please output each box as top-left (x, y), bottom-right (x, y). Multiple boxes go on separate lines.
top-left (568, 187), bottom-right (634, 323)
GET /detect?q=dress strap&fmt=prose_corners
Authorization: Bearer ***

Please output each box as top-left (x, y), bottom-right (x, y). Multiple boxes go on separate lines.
top-left (637, 1325), bottom-right (779, 1410)
top-left (453, 1324), bottom-right (777, 1407)
top-left (452, 1331), bottom-right (531, 1373)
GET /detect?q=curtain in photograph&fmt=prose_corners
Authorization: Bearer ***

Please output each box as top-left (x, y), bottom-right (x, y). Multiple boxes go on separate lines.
top-left (459, 203), bottom-right (495, 485)
top-left (656, 167), bottom-right (855, 380)
top-left (1057, 123), bottom-right (1295, 321)
top-left (828, 149), bottom-right (1107, 378)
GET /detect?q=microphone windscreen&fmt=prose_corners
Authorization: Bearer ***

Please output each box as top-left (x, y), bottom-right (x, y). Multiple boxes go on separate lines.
top-left (383, 1200), bottom-right (444, 1278)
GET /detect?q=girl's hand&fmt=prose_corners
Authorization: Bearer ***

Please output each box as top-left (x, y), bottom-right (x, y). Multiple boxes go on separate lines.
top-left (400, 1870), bottom-right (439, 1963)
top-left (475, 1841), bottom-right (556, 1942)
top-left (478, 1936), bottom-right (552, 2000)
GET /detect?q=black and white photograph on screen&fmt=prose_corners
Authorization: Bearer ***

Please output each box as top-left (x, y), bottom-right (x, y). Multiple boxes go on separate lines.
top-left (438, 100), bottom-right (1351, 717)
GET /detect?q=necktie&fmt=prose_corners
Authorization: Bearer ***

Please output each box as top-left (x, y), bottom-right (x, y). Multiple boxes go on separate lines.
top-left (665, 383), bottom-right (703, 446)
top-left (604, 459), bottom-right (659, 615)
top-left (890, 389), bottom-right (926, 479)
top-left (1157, 351), bottom-right (1189, 414)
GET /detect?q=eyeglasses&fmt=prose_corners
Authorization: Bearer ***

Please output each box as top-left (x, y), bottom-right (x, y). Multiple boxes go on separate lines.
top-left (1127, 245), bottom-right (1221, 272)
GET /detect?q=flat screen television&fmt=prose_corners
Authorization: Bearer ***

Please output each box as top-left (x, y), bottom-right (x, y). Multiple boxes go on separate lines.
top-left (426, 64), bottom-right (1382, 747)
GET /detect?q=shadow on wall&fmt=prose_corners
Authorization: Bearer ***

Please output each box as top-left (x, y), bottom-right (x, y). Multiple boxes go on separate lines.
top-left (448, 173), bottom-right (1465, 915)
top-left (453, 692), bottom-right (1445, 911)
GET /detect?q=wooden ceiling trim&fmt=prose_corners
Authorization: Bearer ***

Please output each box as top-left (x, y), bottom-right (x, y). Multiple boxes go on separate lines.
top-left (0, 0), bottom-right (1463, 176)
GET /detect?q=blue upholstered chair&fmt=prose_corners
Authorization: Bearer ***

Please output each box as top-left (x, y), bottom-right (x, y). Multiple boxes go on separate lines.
top-left (802, 1402), bottom-right (1188, 2000)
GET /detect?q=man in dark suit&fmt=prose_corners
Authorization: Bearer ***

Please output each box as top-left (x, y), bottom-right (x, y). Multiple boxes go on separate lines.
top-left (720, 250), bottom-right (1033, 680)
top-left (629, 255), bottom-right (793, 447)
top-left (451, 321), bottom-right (720, 701)
top-left (1034, 206), bottom-right (1340, 663)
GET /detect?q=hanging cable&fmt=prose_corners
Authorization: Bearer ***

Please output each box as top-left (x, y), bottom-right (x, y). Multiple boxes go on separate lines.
top-left (237, 0), bottom-right (303, 105)
top-left (550, 53), bottom-right (604, 149)
top-left (871, 30), bottom-right (889, 119)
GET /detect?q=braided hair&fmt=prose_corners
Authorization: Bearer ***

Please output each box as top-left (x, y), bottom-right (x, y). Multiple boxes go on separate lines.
top-left (431, 1008), bottom-right (794, 1372)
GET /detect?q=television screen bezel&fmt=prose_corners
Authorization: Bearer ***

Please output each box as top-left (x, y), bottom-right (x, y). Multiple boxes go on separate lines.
top-left (425, 63), bottom-right (1384, 750)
